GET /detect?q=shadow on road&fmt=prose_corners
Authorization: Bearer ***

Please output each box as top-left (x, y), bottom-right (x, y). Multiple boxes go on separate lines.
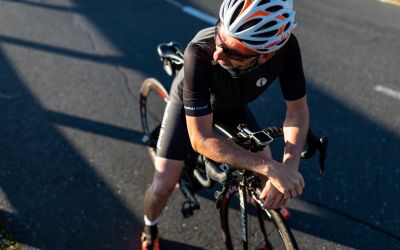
top-left (0, 48), bottom-right (141, 249)
top-left (160, 239), bottom-right (205, 250)
top-left (1, 0), bottom-right (399, 249)
top-left (3, 0), bottom-right (80, 13)
top-left (46, 110), bottom-right (143, 144)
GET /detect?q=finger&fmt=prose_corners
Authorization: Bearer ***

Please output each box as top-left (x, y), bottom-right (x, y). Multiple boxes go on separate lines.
top-left (263, 188), bottom-right (275, 208)
top-left (278, 197), bottom-right (286, 208)
top-left (300, 175), bottom-right (305, 189)
top-left (264, 188), bottom-right (277, 208)
top-left (295, 183), bottom-right (303, 196)
top-left (269, 179), bottom-right (285, 195)
top-left (263, 196), bottom-right (274, 209)
top-left (271, 193), bottom-right (283, 210)
top-left (260, 182), bottom-right (271, 199)
top-left (279, 198), bottom-right (288, 208)
top-left (289, 188), bottom-right (297, 199)
top-left (283, 189), bottom-right (291, 199)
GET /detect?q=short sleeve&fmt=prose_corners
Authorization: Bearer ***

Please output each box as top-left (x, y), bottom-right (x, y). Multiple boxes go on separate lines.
top-left (279, 35), bottom-right (306, 101)
top-left (183, 43), bottom-right (213, 116)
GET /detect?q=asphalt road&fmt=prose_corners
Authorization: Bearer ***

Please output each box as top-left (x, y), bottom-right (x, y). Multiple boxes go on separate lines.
top-left (0, 0), bottom-right (399, 249)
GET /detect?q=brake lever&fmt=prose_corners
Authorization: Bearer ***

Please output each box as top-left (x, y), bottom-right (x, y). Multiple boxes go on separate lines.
top-left (301, 131), bottom-right (328, 174)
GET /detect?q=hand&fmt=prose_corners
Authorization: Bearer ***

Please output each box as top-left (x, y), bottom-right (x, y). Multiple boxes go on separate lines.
top-left (260, 180), bottom-right (288, 210)
top-left (265, 161), bottom-right (305, 199)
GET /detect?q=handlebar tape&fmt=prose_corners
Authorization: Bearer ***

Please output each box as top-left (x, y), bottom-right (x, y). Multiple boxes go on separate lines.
top-left (193, 168), bottom-right (214, 188)
top-left (203, 156), bottom-right (228, 183)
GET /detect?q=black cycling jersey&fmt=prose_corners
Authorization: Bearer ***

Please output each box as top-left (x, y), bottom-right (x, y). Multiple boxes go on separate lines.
top-left (157, 27), bottom-right (306, 160)
top-left (169, 27), bottom-right (306, 117)
top-left (156, 102), bottom-right (261, 160)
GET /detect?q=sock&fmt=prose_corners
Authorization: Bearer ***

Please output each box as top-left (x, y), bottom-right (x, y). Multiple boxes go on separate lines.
top-left (143, 216), bottom-right (159, 241)
top-left (144, 215), bottom-right (159, 227)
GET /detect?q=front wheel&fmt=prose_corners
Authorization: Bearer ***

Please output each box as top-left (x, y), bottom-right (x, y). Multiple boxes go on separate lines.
top-left (220, 186), bottom-right (299, 250)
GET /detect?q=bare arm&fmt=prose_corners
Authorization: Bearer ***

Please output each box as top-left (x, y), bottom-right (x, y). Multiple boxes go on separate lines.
top-left (186, 113), bottom-right (304, 198)
top-left (260, 95), bottom-right (309, 207)
top-left (282, 95), bottom-right (309, 171)
top-left (186, 113), bottom-right (272, 175)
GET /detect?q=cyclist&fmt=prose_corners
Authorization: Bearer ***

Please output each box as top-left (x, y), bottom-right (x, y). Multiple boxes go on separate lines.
top-left (141, 0), bottom-right (308, 249)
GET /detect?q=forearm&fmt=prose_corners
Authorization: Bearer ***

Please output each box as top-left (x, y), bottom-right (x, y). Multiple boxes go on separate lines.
top-left (194, 135), bottom-right (276, 176)
top-left (282, 104), bottom-right (309, 170)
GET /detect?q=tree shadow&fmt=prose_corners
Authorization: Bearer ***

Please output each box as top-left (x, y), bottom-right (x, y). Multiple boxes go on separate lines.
top-left (1, 0), bottom-right (399, 248)
top-left (0, 48), bottom-right (141, 249)
top-left (45, 109), bottom-right (143, 144)
top-left (0, 1), bottom-right (210, 249)
top-left (3, 0), bottom-right (80, 13)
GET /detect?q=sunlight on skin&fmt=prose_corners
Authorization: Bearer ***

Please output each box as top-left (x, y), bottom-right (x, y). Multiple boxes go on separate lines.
top-left (213, 23), bottom-right (276, 70)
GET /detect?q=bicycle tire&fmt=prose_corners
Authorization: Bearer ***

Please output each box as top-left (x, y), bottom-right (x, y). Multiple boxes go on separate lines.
top-left (139, 78), bottom-right (169, 150)
top-left (220, 187), bottom-right (299, 250)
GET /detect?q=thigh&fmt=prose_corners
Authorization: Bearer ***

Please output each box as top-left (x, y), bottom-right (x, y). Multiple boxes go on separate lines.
top-left (156, 101), bottom-right (192, 161)
top-left (153, 157), bottom-right (184, 188)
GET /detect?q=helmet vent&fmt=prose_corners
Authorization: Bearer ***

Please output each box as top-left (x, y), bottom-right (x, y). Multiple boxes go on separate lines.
top-left (255, 21), bottom-right (277, 32)
top-left (252, 30), bottom-right (278, 37)
top-left (265, 6), bottom-right (283, 12)
top-left (257, 0), bottom-right (271, 6)
top-left (238, 19), bottom-right (262, 32)
top-left (241, 39), bottom-right (266, 45)
top-left (282, 13), bottom-right (289, 18)
top-left (277, 37), bottom-right (288, 45)
top-left (230, 1), bottom-right (244, 25)
top-left (284, 22), bottom-right (290, 31)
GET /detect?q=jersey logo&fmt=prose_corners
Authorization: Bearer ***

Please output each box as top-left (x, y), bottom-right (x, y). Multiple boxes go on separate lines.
top-left (256, 77), bottom-right (267, 87)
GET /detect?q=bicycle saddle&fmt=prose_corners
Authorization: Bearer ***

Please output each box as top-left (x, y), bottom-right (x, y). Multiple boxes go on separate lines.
top-left (157, 42), bottom-right (184, 76)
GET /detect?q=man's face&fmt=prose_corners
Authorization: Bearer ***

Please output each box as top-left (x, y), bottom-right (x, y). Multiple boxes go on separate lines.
top-left (213, 21), bottom-right (276, 71)
top-left (213, 23), bottom-right (259, 70)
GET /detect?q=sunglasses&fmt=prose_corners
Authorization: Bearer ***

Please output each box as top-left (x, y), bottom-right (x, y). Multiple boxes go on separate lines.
top-left (214, 22), bottom-right (259, 61)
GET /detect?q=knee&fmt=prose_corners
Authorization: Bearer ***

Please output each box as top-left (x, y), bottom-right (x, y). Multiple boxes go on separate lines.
top-left (149, 157), bottom-right (183, 198)
top-left (150, 177), bottom-right (177, 198)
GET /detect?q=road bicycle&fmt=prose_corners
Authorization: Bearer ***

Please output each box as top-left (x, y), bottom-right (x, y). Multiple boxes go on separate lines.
top-left (139, 42), bottom-right (328, 250)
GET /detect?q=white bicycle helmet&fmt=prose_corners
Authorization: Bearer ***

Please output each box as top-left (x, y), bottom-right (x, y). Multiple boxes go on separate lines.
top-left (219, 0), bottom-right (297, 53)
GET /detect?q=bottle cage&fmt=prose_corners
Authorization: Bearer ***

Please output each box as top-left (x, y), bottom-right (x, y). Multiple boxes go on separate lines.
top-left (157, 42), bottom-right (184, 76)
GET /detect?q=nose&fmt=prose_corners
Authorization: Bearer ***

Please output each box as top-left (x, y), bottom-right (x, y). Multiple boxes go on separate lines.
top-left (213, 46), bottom-right (225, 61)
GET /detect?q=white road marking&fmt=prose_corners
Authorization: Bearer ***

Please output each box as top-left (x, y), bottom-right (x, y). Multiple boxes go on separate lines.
top-left (165, 0), bottom-right (183, 8)
top-left (374, 85), bottom-right (400, 101)
top-left (182, 7), bottom-right (217, 25)
top-left (165, 0), bottom-right (217, 25)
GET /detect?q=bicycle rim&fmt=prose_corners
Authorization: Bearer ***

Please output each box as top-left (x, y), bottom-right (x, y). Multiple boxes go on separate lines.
top-left (220, 187), bottom-right (298, 250)
top-left (139, 78), bottom-right (169, 148)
